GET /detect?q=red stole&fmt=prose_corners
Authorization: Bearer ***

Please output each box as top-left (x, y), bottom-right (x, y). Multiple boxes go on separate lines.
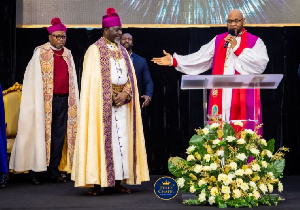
top-left (209, 29), bottom-right (248, 120)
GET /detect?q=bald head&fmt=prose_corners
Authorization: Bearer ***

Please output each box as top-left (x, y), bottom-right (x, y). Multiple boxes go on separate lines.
top-left (227, 9), bottom-right (243, 19)
top-left (226, 9), bottom-right (245, 35)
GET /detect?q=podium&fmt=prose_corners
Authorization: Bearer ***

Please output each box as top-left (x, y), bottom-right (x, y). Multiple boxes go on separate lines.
top-left (181, 74), bottom-right (283, 124)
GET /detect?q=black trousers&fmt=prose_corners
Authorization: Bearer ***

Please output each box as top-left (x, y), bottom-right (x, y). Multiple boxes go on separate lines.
top-left (48, 95), bottom-right (68, 177)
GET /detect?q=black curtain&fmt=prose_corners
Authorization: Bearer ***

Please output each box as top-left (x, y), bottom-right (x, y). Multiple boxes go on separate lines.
top-left (12, 27), bottom-right (300, 175)
top-left (0, 0), bottom-right (16, 89)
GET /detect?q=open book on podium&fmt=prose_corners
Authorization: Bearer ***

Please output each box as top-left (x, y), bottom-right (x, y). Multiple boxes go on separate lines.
top-left (181, 74), bottom-right (283, 124)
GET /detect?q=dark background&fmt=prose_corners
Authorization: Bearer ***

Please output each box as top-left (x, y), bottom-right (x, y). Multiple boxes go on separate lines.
top-left (1, 1), bottom-right (300, 175)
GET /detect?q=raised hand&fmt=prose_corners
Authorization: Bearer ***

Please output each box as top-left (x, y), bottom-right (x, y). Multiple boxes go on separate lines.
top-left (151, 50), bottom-right (172, 66)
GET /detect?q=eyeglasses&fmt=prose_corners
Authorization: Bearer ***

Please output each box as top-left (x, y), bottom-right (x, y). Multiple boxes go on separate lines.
top-left (226, 19), bottom-right (243, 24)
top-left (51, 34), bottom-right (67, 40)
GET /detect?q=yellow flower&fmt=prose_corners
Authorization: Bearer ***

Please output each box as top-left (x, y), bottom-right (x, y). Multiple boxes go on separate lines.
top-left (206, 146), bottom-right (213, 154)
top-left (198, 179), bottom-right (207, 187)
top-left (195, 152), bottom-right (201, 161)
top-left (233, 189), bottom-right (241, 198)
top-left (221, 186), bottom-right (231, 194)
top-left (202, 127), bottom-right (209, 135)
top-left (242, 165), bottom-right (248, 171)
top-left (187, 154), bottom-right (195, 161)
top-left (190, 185), bottom-right (196, 193)
top-left (229, 162), bottom-right (237, 170)
top-left (189, 173), bottom-right (198, 180)
top-left (278, 181), bottom-right (283, 192)
top-left (252, 175), bottom-right (260, 182)
top-left (210, 176), bottom-right (216, 182)
top-left (204, 154), bottom-right (211, 162)
top-left (217, 130), bottom-right (223, 138)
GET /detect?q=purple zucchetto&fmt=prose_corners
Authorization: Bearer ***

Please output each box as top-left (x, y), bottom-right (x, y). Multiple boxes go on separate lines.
top-left (47, 17), bottom-right (67, 34)
top-left (102, 8), bottom-right (122, 28)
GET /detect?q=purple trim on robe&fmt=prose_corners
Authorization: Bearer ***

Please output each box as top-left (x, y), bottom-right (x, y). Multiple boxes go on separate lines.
top-left (120, 46), bottom-right (137, 184)
top-left (94, 38), bottom-right (115, 187)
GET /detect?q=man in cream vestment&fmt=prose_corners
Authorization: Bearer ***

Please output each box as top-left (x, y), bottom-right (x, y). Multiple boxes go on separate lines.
top-left (71, 8), bottom-right (149, 195)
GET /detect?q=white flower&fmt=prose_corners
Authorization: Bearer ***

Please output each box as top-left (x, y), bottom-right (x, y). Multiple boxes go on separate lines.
top-left (210, 123), bottom-right (220, 129)
top-left (194, 164), bottom-right (203, 173)
top-left (186, 145), bottom-right (196, 154)
top-left (218, 174), bottom-right (226, 181)
top-left (204, 154), bottom-right (211, 162)
top-left (267, 172), bottom-right (275, 179)
top-left (223, 193), bottom-right (230, 200)
top-left (233, 189), bottom-right (241, 198)
top-left (221, 185), bottom-right (230, 194)
top-left (233, 121), bottom-right (243, 127)
top-left (259, 183), bottom-right (268, 194)
top-left (266, 150), bottom-right (273, 158)
top-left (212, 139), bottom-right (220, 145)
top-left (198, 179), bottom-right (207, 187)
top-left (228, 173), bottom-right (236, 179)
top-left (260, 139), bottom-right (267, 146)
top-left (236, 153), bottom-right (247, 161)
top-left (241, 183), bottom-right (249, 191)
top-left (250, 148), bottom-right (260, 155)
top-left (268, 183), bottom-right (274, 193)
top-left (223, 176), bottom-right (232, 186)
top-left (235, 169), bottom-right (244, 176)
top-left (245, 129), bottom-right (254, 135)
top-left (187, 154), bottom-right (195, 161)
top-left (198, 191), bottom-right (206, 202)
top-left (245, 168), bottom-right (253, 175)
top-left (217, 150), bottom-right (224, 157)
top-left (203, 166), bottom-right (210, 171)
top-left (177, 177), bottom-right (185, 188)
top-left (202, 128), bottom-right (209, 135)
top-left (278, 181), bottom-right (283, 192)
top-left (229, 162), bottom-right (237, 170)
top-left (237, 138), bottom-right (246, 144)
top-left (252, 164), bottom-right (261, 172)
top-left (209, 163), bottom-right (218, 171)
top-left (210, 187), bottom-right (219, 196)
top-left (226, 136), bottom-right (235, 142)
top-left (261, 161), bottom-right (268, 168)
top-left (253, 190), bottom-right (260, 199)
top-left (249, 181), bottom-right (257, 189)
top-left (208, 196), bottom-right (215, 205)
top-left (189, 185), bottom-right (196, 193)
top-left (236, 178), bottom-right (244, 187)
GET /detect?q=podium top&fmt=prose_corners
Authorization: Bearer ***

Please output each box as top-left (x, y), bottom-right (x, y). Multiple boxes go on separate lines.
top-left (181, 74), bottom-right (283, 89)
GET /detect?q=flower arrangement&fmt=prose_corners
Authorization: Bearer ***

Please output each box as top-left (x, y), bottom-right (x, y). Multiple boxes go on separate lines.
top-left (168, 121), bottom-right (289, 208)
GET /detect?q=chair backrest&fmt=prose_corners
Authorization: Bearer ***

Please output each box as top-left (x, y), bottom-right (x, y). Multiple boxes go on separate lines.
top-left (2, 83), bottom-right (22, 138)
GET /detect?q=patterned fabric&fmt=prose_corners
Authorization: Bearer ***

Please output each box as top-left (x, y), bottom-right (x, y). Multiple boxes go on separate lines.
top-left (39, 42), bottom-right (77, 166)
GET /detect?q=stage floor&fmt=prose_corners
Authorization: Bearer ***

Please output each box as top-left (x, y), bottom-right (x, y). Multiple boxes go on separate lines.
top-left (0, 174), bottom-right (300, 209)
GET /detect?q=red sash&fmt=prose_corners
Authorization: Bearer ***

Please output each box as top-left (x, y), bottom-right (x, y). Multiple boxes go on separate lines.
top-left (209, 28), bottom-right (248, 120)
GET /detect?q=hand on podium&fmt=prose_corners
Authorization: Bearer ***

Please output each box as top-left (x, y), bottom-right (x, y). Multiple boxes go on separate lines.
top-left (151, 50), bottom-right (172, 66)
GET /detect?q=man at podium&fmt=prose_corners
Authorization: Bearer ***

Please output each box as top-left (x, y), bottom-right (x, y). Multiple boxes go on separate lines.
top-left (152, 9), bottom-right (269, 131)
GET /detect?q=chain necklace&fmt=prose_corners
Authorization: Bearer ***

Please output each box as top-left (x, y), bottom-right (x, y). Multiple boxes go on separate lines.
top-left (103, 37), bottom-right (122, 73)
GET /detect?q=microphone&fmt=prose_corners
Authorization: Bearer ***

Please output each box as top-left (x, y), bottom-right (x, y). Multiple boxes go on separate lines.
top-left (224, 29), bottom-right (235, 48)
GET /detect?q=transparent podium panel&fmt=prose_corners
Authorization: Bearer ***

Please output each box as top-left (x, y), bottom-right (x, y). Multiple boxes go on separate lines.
top-left (181, 74), bottom-right (283, 125)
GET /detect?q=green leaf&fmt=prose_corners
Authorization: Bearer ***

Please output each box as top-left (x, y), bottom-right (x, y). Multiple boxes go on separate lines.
top-left (266, 139), bottom-right (275, 153)
top-left (223, 123), bottom-right (236, 138)
top-left (267, 159), bottom-right (286, 178)
top-left (189, 135), bottom-right (207, 156)
top-left (168, 157), bottom-right (189, 177)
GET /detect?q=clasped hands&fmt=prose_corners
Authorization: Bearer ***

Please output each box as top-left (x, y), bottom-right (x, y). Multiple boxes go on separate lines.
top-left (112, 90), bottom-right (128, 108)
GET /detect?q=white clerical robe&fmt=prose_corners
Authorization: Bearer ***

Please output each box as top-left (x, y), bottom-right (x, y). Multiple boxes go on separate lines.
top-left (108, 43), bottom-right (130, 180)
top-left (173, 35), bottom-right (269, 121)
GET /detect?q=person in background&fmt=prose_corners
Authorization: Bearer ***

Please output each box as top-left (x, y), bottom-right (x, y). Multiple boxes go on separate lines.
top-left (120, 33), bottom-right (153, 111)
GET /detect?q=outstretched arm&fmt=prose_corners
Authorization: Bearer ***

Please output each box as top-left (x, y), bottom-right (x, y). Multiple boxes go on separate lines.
top-left (151, 50), bottom-right (172, 66)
